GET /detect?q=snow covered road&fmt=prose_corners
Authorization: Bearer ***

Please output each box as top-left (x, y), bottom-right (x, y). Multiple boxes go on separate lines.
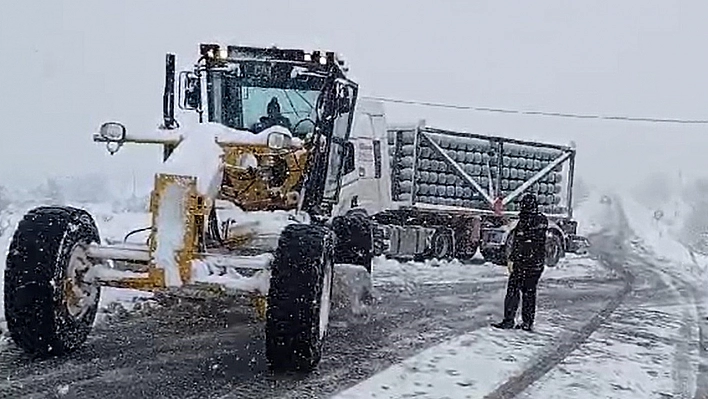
top-left (330, 197), bottom-right (708, 399)
top-left (0, 254), bottom-right (617, 398)
top-left (516, 204), bottom-right (707, 399)
top-left (1, 194), bottom-right (701, 398)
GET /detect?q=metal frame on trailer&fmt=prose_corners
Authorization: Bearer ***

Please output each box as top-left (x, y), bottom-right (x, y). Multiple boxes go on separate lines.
top-left (391, 124), bottom-right (577, 218)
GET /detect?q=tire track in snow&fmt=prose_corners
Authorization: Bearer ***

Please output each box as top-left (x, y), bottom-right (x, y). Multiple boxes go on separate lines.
top-left (218, 283), bottom-right (508, 399)
top-left (483, 271), bottom-right (633, 399)
top-left (617, 199), bottom-right (705, 398)
top-left (647, 265), bottom-right (698, 398)
top-left (636, 253), bottom-right (708, 399)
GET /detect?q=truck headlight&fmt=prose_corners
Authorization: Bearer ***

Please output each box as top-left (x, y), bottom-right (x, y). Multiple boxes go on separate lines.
top-left (267, 132), bottom-right (290, 149)
top-left (99, 122), bottom-right (126, 142)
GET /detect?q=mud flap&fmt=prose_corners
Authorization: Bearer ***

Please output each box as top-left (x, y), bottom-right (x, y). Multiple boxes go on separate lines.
top-left (331, 264), bottom-right (374, 317)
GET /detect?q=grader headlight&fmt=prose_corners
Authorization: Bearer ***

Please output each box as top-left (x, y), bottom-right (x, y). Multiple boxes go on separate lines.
top-left (98, 122), bottom-right (127, 155)
top-left (267, 132), bottom-right (291, 149)
top-left (238, 152), bottom-right (259, 169)
top-left (99, 122), bottom-right (126, 142)
top-left (217, 47), bottom-right (228, 60)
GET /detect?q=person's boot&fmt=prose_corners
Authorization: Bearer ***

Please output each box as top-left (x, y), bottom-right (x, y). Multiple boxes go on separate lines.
top-left (491, 319), bottom-right (515, 329)
top-left (515, 321), bottom-right (533, 331)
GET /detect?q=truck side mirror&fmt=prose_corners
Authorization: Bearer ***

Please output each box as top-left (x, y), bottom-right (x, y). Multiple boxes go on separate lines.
top-left (335, 83), bottom-right (354, 115)
top-left (337, 96), bottom-right (352, 114)
top-left (179, 71), bottom-right (201, 110)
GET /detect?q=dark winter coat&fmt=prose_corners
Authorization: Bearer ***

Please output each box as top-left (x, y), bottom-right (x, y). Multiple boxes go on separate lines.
top-left (509, 211), bottom-right (548, 268)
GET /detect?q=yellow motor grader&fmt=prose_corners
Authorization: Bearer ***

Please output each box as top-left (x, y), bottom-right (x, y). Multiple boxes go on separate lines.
top-left (3, 44), bottom-right (372, 372)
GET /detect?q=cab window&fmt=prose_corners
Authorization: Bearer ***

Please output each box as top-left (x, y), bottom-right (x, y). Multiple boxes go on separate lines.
top-left (343, 142), bottom-right (355, 175)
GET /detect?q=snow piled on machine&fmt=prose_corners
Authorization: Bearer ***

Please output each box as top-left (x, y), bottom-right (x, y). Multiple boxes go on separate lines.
top-left (160, 128), bottom-right (225, 198)
top-left (128, 121), bottom-right (301, 149)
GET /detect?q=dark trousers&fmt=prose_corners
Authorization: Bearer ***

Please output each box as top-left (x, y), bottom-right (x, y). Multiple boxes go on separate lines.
top-left (503, 265), bottom-right (544, 325)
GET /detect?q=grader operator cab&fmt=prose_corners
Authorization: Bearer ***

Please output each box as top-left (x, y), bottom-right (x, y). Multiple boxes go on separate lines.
top-left (3, 44), bottom-right (367, 372)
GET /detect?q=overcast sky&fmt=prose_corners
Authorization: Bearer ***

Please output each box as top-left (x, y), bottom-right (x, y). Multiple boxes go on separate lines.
top-left (1, 0), bottom-right (706, 193)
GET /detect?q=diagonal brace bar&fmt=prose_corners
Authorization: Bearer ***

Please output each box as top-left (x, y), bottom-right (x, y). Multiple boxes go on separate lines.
top-left (502, 150), bottom-right (572, 206)
top-left (420, 132), bottom-right (494, 206)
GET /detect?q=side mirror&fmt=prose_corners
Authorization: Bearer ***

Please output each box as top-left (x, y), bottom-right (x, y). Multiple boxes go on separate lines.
top-left (337, 96), bottom-right (352, 114)
top-left (179, 71), bottom-right (201, 110)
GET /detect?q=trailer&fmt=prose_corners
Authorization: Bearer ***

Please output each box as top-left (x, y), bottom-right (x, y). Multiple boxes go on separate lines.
top-left (334, 99), bottom-right (589, 266)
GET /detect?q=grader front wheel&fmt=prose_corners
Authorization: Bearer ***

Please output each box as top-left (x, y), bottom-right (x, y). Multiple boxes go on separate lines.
top-left (265, 223), bottom-right (335, 372)
top-left (4, 207), bottom-right (102, 356)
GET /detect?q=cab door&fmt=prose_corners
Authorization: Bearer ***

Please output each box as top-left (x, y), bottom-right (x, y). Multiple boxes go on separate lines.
top-left (321, 79), bottom-right (358, 204)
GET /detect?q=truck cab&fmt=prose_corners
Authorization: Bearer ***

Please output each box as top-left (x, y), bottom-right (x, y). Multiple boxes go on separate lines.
top-left (334, 99), bottom-right (393, 217)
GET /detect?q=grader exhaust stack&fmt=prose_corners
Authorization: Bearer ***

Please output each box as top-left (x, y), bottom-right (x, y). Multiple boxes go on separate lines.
top-left (162, 53), bottom-right (177, 130)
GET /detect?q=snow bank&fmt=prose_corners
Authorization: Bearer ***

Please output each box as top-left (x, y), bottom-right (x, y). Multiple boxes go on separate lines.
top-left (372, 253), bottom-right (608, 290)
top-left (612, 175), bottom-right (708, 276)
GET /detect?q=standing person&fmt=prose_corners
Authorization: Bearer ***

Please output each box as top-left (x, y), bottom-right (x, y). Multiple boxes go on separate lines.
top-left (491, 193), bottom-right (548, 331)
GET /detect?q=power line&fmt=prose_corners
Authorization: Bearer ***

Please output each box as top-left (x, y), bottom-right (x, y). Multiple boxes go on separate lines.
top-left (362, 95), bottom-right (708, 125)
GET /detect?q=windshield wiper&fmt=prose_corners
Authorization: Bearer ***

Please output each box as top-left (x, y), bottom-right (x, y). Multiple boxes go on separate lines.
top-left (293, 90), bottom-right (314, 110)
top-left (281, 89), bottom-right (301, 119)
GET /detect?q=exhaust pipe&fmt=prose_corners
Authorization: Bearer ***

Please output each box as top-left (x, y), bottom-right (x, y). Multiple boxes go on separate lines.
top-left (162, 53), bottom-right (176, 130)
top-left (162, 53), bottom-right (178, 160)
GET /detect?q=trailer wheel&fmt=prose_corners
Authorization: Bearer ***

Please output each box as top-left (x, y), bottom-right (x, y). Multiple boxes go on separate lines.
top-left (458, 241), bottom-right (479, 262)
top-left (372, 226), bottom-right (385, 257)
top-left (430, 228), bottom-right (454, 260)
top-left (481, 232), bottom-right (512, 266)
top-left (332, 212), bottom-right (373, 273)
top-left (545, 231), bottom-right (563, 267)
top-left (454, 225), bottom-right (479, 261)
top-left (266, 223), bottom-right (335, 372)
top-left (4, 206), bottom-right (101, 356)
top-left (481, 247), bottom-right (505, 265)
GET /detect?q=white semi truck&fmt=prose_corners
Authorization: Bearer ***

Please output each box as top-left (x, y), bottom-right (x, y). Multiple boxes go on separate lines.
top-left (333, 99), bottom-right (589, 267)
